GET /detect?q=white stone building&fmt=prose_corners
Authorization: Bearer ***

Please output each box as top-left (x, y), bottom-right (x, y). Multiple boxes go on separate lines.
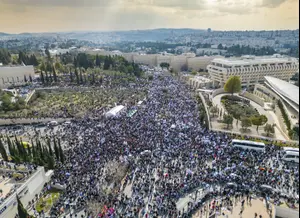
top-left (207, 55), bottom-right (299, 87)
top-left (0, 66), bottom-right (34, 88)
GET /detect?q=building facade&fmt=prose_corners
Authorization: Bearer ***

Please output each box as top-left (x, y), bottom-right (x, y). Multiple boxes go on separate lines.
top-left (207, 55), bottom-right (299, 87)
top-left (87, 49), bottom-right (219, 73)
top-left (0, 66), bottom-right (34, 88)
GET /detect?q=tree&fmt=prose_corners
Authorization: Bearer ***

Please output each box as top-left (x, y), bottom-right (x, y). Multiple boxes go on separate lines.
top-left (251, 115), bottom-right (268, 132)
top-left (264, 124), bottom-right (275, 137)
top-left (47, 138), bottom-right (53, 156)
top-left (223, 114), bottom-right (234, 129)
top-left (45, 49), bottom-right (51, 59)
top-left (75, 68), bottom-right (80, 85)
top-left (0, 48), bottom-right (11, 64)
top-left (210, 106), bottom-right (218, 118)
top-left (45, 71), bottom-right (49, 84)
top-left (79, 70), bottom-right (84, 84)
top-left (191, 71), bottom-right (197, 76)
top-left (53, 139), bottom-right (59, 160)
top-left (17, 195), bottom-right (34, 218)
top-left (241, 117), bottom-right (252, 130)
top-left (58, 139), bottom-right (64, 164)
top-left (95, 54), bottom-right (101, 67)
top-left (232, 109), bottom-right (243, 126)
top-left (29, 54), bottom-right (39, 66)
top-left (160, 62), bottom-right (170, 69)
top-left (241, 117), bottom-right (252, 131)
top-left (40, 71), bottom-right (45, 84)
top-left (70, 71), bottom-right (74, 83)
top-left (47, 154), bottom-right (55, 170)
top-left (224, 76), bottom-right (242, 95)
top-left (52, 66), bottom-right (58, 83)
top-left (0, 138), bottom-right (8, 161)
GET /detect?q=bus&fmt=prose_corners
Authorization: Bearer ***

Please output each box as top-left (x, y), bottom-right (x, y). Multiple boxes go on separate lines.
top-left (231, 139), bottom-right (266, 152)
top-left (282, 147), bottom-right (299, 154)
top-left (282, 151), bottom-right (299, 163)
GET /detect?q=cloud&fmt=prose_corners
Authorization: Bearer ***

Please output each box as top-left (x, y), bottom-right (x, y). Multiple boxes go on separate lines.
top-left (260, 0), bottom-right (288, 8)
top-left (0, 0), bottom-right (114, 7)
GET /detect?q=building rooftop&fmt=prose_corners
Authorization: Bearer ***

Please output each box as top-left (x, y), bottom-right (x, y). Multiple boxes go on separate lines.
top-left (265, 76), bottom-right (299, 112)
top-left (212, 55), bottom-right (298, 66)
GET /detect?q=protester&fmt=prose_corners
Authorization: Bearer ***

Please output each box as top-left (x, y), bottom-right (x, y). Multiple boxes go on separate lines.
top-left (39, 73), bottom-right (299, 217)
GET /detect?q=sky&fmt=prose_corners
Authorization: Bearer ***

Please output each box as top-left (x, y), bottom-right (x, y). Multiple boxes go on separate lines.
top-left (0, 0), bottom-right (298, 33)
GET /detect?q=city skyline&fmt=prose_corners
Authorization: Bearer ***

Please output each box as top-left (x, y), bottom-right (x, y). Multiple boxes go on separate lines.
top-left (0, 0), bottom-right (299, 34)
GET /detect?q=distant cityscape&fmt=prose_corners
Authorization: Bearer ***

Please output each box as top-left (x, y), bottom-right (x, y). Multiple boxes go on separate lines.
top-left (0, 29), bottom-right (299, 58)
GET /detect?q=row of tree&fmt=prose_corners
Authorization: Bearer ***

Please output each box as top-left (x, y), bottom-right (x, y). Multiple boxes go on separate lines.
top-left (225, 45), bottom-right (276, 56)
top-left (0, 48), bottom-right (11, 65)
top-left (18, 51), bottom-right (39, 66)
top-left (221, 113), bottom-right (275, 136)
top-left (40, 67), bottom-right (58, 84)
top-left (0, 136), bottom-right (64, 169)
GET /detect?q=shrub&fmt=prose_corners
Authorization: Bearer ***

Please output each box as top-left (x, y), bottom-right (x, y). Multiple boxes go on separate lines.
top-left (278, 100), bottom-right (291, 130)
top-left (221, 95), bottom-right (242, 102)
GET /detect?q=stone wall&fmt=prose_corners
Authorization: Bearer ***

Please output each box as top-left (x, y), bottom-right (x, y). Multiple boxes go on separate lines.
top-left (240, 92), bottom-right (265, 107)
top-left (211, 88), bottom-right (226, 98)
top-left (0, 167), bottom-right (49, 218)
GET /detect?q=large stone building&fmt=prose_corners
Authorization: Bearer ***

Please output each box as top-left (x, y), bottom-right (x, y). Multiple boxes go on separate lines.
top-left (86, 49), bottom-right (219, 73)
top-left (0, 66), bottom-right (34, 88)
top-left (207, 55), bottom-right (299, 87)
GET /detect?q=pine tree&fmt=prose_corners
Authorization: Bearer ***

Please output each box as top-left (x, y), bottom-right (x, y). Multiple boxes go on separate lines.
top-left (40, 71), bottom-right (45, 84)
top-left (52, 66), bottom-right (58, 83)
top-left (49, 71), bottom-right (53, 83)
top-left (7, 136), bottom-right (15, 157)
top-left (31, 140), bottom-right (36, 163)
top-left (70, 71), bottom-right (74, 83)
top-left (47, 138), bottom-right (53, 156)
top-left (79, 70), bottom-right (83, 84)
top-left (96, 54), bottom-right (101, 67)
top-left (0, 138), bottom-right (8, 161)
top-left (29, 75), bottom-right (33, 83)
top-left (58, 139), bottom-right (64, 164)
top-left (47, 154), bottom-right (55, 170)
top-left (53, 138), bottom-right (59, 160)
top-left (92, 73), bottom-right (95, 85)
top-left (45, 71), bottom-right (49, 84)
top-left (75, 68), bottom-right (80, 85)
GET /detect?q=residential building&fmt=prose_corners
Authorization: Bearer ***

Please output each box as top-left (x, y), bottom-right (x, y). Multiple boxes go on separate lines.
top-left (0, 66), bottom-right (34, 88)
top-left (207, 55), bottom-right (299, 87)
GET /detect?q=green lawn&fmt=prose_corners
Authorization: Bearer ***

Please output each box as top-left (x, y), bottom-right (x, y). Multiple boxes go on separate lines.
top-left (36, 191), bottom-right (60, 213)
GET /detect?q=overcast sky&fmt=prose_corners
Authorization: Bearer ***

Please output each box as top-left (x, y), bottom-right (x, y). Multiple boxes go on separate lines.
top-left (0, 0), bottom-right (298, 33)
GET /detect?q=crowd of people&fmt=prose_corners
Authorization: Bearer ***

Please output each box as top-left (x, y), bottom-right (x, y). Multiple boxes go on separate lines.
top-left (42, 73), bottom-right (299, 217)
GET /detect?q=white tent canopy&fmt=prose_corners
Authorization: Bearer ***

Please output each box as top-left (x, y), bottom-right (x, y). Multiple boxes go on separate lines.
top-left (105, 105), bottom-right (125, 117)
